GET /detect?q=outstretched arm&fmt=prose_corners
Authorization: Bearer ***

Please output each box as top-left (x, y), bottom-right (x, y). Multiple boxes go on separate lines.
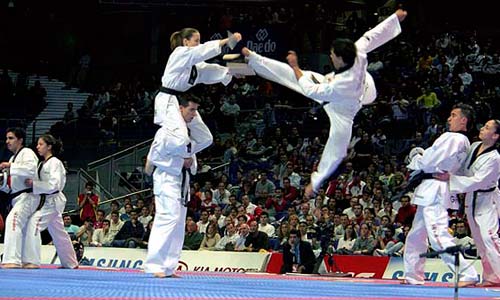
top-left (355, 9), bottom-right (406, 54)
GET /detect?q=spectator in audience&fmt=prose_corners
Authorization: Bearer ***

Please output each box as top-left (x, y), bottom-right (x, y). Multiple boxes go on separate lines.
top-left (105, 200), bottom-right (120, 220)
top-left (91, 219), bottom-right (114, 247)
top-left (183, 220), bottom-right (203, 250)
top-left (112, 209), bottom-right (145, 248)
top-left (258, 212), bottom-right (275, 237)
top-left (351, 223), bottom-right (375, 255)
top-left (199, 222), bottom-right (221, 251)
top-left (197, 210), bottom-right (210, 234)
top-left (120, 203), bottom-right (133, 222)
top-left (108, 211), bottom-right (124, 238)
top-left (333, 223), bottom-right (357, 255)
top-left (94, 209), bottom-right (105, 229)
top-left (138, 206), bottom-right (153, 230)
top-left (215, 222), bottom-right (239, 251)
top-left (244, 220), bottom-right (269, 252)
top-left (76, 218), bottom-right (95, 246)
top-left (78, 182), bottom-right (99, 223)
top-left (394, 194), bottom-right (416, 227)
top-left (234, 223), bottom-right (250, 251)
top-left (63, 215), bottom-right (80, 239)
top-left (374, 225), bottom-right (405, 257)
top-left (254, 171), bottom-right (276, 205)
top-left (281, 229), bottom-right (316, 274)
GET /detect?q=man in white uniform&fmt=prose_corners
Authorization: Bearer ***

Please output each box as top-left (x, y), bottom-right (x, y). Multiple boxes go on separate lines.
top-left (242, 9), bottom-right (407, 197)
top-left (403, 104), bottom-right (478, 286)
top-left (436, 119), bottom-right (500, 287)
top-left (144, 96), bottom-right (213, 278)
top-left (0, 127), bottom-right (39, 268)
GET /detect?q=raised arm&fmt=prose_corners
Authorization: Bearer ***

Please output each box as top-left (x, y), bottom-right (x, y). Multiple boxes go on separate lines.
top-left (355, 9), bottom-right (406, 54)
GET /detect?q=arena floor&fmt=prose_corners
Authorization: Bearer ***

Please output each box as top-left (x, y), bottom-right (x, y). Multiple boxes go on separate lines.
top-left (0, 266), bottom-right (498, 300)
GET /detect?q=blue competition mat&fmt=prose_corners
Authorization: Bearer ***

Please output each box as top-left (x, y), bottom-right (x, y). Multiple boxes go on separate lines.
top-left (0, 267), bottom-right (498, 300)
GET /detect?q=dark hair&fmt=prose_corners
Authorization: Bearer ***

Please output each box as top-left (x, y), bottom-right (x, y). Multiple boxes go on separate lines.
top-left (6, 127), bottom-right (26, 145)
top-left (170, 28), bottom-right (199, 50)
top-left (289, 229), bottom-right (300, 237)
top-left (331, 38), bottom-right (357, 70)
top-left (492, 119), bottom-right (500, 134)
top-left (178, 94), bottom-right (201, 107)
top-left (452, 103), bottom-right (475, 131)
top-left (39, 134), bottom-right (63, 156)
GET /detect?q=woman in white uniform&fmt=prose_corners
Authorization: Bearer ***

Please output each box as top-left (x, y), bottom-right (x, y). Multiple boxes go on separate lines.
top-left (242, 9), bottom-right (407, 197)
top-left (23, 134), bottom-right (78, 269)
top-left (437, 119), bottom-right (500, 287)
top-left (153, 28), bottom-right (242, 127)
top-left (144, 28), bottom-right (238, 278)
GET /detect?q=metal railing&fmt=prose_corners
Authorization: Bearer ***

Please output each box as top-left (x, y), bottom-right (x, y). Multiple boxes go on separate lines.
top-left (64, 188), bottom-right (152, 215)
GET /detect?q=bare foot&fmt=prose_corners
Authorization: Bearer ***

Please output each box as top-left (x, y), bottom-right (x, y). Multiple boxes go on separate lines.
top-left (476, 281), bottom-right (500, 287)
top-left (457, 280), bottom-right (478, 288)
top-left (2, 263), bottom-right (22, 269)
top-left (154, 272), bottom-right (181, 278)
top-left (304, 183), bottom-right (315, 198)
top-left (22, 263), bottom-right (40, 269)
top-left (241, 47), bottom-right (251, 57)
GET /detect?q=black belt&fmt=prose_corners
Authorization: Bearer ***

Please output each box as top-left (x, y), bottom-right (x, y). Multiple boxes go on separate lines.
top-left (37, 190), bottom-right (60, 211)
top-left (9, 188), bottom-right (33, 200)
top-left (159, 87), bottom-right (184, 96)
top-left (472, 186), bottom-right (497, 216)
top-left (391, 171), bottom-right (433, 202)
top-left (180, 167), bottom-right (192, 207)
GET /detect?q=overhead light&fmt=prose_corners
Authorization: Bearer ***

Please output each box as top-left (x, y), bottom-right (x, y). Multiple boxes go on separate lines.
top-left (8, 0), bottom-right (14, 8)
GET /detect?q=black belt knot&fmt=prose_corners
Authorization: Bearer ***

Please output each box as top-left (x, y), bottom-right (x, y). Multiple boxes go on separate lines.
top-left (37, 190), bottom-right (60, 211)
top-left (472, 186), bottom-right (497, 216)
top-left (9, 188), bottom-right (33, 200)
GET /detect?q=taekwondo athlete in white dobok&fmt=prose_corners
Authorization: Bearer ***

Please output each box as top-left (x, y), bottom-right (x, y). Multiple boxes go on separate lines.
top-left (144, 96), bottom-right (213, 278)
top-left (242, 9), bottom-right (407, 197)
top-left (402, 103), bottom-right (478, 286)
top-left (153, 27), bottom-right (242, 127)
top-left (0, 127), bottom-right (39, 269)
top-left (23, 134), bottom-right (78, 269)
top-left (435, 119), bottom-right (500, 287)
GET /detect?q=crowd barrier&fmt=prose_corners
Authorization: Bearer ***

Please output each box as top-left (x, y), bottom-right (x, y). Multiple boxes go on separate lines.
top-left (0, 244), bottom-right (483, 282)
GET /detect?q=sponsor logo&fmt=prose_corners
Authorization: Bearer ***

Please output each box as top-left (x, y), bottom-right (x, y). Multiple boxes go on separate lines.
top-left (255, 29), bottom-right (269, 41)
top-left (246, 28), bottom-right (276, 54)
top-left (211, 33), bottom-right (223, 40)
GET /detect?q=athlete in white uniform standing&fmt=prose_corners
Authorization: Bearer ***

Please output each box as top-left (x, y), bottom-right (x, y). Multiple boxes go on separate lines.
top-left (0, 127), bottom-right (39, 268)
top-left (145, 96), bottom-right (213, 278)
top-left (242, 9), bottom-right (407, 197)
top-left (23, 134), bottom-right (78, 269)
top-left (144, 28), bottom-right (234, 277)
top-left (436, 119), bottom-right (500, 287)
top-left (403, 104), bottom-right (478, 286)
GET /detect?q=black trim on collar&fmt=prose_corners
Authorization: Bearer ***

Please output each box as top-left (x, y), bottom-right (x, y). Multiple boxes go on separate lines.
top-left (467, 142), bottom-right (497, 169)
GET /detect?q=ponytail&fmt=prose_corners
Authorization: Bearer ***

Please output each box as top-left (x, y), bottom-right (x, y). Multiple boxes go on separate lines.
top-left (170, 28), bottom-right (199, 50)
